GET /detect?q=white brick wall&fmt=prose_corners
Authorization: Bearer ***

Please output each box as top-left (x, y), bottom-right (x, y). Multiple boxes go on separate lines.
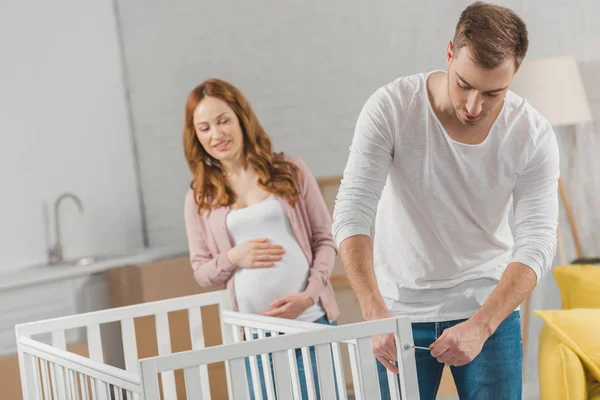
top-left (115, 0), bottom-right (600, 250)
top-left (115, 1), bottom-right (600, 393)
top-left (115, 0), bottom-right (462, 247)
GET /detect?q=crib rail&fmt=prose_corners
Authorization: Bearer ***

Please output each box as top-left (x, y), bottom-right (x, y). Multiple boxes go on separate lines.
top-left (139, 316), bottom-right (420, 400)
top-left (16, 290), bottom-right (232, 400)
top-left (18, 337), bottom-right (141, 400)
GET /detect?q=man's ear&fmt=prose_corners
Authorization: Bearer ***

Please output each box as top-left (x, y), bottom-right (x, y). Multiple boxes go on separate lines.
top-left (447, 41), bottom-right (454, 65)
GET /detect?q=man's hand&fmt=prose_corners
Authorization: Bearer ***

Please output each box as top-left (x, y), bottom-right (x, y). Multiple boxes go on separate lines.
top-left (260, 293), bottom-right (314, 319)
top-left (367, 309), bottom-right (400, 374)
top-left (338, 235), bottom-right (399, 373)
top-left (430, 319), bottom-right (491, 367)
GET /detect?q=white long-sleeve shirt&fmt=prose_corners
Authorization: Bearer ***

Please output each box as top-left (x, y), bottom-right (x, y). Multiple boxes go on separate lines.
top-left (333, 72), bottom-right (559, 322)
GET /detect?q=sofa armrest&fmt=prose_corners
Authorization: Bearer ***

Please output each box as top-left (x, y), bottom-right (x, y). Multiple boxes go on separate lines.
top-left (539, 324), bottom-right (587, 400)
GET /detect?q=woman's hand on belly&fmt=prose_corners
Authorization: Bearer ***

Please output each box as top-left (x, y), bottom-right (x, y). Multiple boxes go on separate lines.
top-left (227, 238), bottom-right (285, 268)
top-left (260, 293), bottom-right (314, 319)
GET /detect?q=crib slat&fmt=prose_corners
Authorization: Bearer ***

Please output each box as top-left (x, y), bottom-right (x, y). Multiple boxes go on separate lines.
top-left (271, 331), bottom-right (300, 400)
top-left (331, 342), bottom-right (348, 399)
top-left (90, 377), bottom-right (97, 400)
top-left (40, 359), bottom-right (51, 399)
top-left (139, 359), bottom-right (160, 400)
top-left (223, 323), bottom-right (241, 399)
top-left (287, 348), bottom-right (302, 399)
top-left (57, 365), bottom-right (70, 400)
top-left (95, 381), bottom-right (102, 400)
top-left (121, 318), bottom-right (138, 374)
top-left (184, 366), bottom-right (204, 399)
top-left (188, 307), bottom-right (211, 400)
top-left (23, 354), bottom-right (41, 400)
top-left (355, 338), bottom-right (380, 400)
top-left (394, 318), bottom-right (420, 400)
top-left (155, 312), bottom-right (176, 399)
top-left (114, 384), bottom-right (124, 400)
top-left (51, 329), bottom-right (68, 399)
top-left (227, 358), bottom-right (250, 400)
top-left (272, 331), bottom-right (303, 400)
top-left (244, 327), bottom-right (262, 400)
top-left (95, 378), bottom-right (109, 400)
top-left (348, 341), bottom-right (363, 400)
top-left (272, 350), bottom-right (294, 399)
top-left (103, 382), bottom-right (111, 400)
top-left (50, 362), bottom-right (59, 400)
top-left (315, 344), bottom-right (337, 400)
top-left (256, 329), bottom-right (275, 400)
top-left (52, 330), bottom-right (67, 350)
top-left (69, 369), bottom-right (78, 400)
top-left (79, 373), bottom-right (89, 400)
top-left (86, 324), bottom-right (104, 363)
top-left (301, 347), bottom-right (317, 400)
top-left (387, 369), bottom-right (401, 400)
top-left (188, 307), bottom-right (204, 349)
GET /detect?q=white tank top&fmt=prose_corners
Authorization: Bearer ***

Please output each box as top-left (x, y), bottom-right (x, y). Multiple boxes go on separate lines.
top-left (227, 196), bottom-right (325, 322)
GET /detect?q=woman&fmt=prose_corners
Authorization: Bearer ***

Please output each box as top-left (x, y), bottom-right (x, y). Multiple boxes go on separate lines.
top-left (183, 78), bottom-right (339, 399)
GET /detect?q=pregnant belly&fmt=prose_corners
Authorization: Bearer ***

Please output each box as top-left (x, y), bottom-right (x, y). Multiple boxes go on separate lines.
top-left (234, 260), bottom-right (309, 314)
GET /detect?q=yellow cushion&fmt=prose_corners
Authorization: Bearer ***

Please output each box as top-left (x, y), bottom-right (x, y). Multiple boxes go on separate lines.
top-left (535, 309), bottom-right (600, 383)
top-left (553, 265), bottom-right (600, 309)
top-left (589, 374), bottom-right (600, 400)
top-left (538, 324), bottom-right (587, 400)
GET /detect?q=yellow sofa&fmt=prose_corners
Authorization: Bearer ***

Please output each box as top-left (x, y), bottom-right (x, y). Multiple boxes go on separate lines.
top-left (535, 265), bottom-right (600, 400)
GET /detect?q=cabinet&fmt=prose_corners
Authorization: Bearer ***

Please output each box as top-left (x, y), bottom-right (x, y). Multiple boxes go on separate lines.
top-left (0, 272), bottom-right (111, 398)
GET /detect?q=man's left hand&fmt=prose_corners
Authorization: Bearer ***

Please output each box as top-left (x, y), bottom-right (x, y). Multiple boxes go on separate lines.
top-left (429, 319), bottom-right (490, 367)
top-left (261, 293), bottom-right (314, 319)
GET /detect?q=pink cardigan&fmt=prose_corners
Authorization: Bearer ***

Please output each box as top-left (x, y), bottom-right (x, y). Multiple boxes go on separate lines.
top-left (184, 156), bottom-right (340, 323)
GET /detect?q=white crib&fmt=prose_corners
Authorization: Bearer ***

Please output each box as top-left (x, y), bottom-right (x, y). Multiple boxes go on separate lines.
top-left (16, 290), bottom-right (419, 399)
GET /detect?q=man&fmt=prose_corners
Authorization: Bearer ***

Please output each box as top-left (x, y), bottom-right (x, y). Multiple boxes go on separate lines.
top-left (332, 2), bottom-right (559, 399)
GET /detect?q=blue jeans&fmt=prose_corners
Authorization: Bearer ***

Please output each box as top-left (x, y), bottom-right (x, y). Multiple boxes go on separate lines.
top-left (244, 315), bottom-right (337, 400)
top-left (377, 311), bottom-right (523, 400)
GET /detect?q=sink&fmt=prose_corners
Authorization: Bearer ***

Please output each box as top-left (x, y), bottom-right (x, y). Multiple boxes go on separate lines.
top-left (70, 255), bottom-right (110, 267)
top-left (25, 253), bottom-right (131, 270)
top-left (0, 246), bottom-right (190, 291)
top-left (12, 246), bottom-right (188, 273)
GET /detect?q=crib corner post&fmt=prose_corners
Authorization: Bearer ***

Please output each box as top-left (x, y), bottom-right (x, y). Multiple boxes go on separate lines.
top-left (139, 359), bottom-right (161, 400)
top-left (15, 326), bottom-right (31, 400)
top-left (394, 317), bottom-right (420, 400)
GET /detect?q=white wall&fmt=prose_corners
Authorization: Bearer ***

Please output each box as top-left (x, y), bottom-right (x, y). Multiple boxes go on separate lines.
top-left (115, 0), bottom-right (467, 247)
top-left (0, 0), bottom-right (143, 271)
top-left (114, 0), bottom-right (599, 395)
top-left (115, 0), bottom-right (600, 250)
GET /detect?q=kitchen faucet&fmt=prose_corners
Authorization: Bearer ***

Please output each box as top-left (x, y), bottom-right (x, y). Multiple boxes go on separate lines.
top-left (48, 192), bottom-right (84, 264)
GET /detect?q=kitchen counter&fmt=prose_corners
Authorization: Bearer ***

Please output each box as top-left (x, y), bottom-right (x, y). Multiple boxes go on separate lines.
top-left (0, 246), bottom-right (189, 291)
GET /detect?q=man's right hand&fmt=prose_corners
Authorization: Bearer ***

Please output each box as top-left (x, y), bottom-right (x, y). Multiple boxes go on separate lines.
top-left (337, 235), bottom-right (399, 373)
top-left (367, 308), bottom-right (400, 374)
top-left (227, 238), bottom-right (285, 268)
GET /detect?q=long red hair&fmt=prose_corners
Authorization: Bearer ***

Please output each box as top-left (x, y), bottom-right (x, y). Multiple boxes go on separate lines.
top-left (183, 79), bottom-right (300, 212)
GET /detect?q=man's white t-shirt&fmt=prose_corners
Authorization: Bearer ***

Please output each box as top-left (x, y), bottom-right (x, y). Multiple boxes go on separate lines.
top-left (333, 71), bottom-right (560, 322)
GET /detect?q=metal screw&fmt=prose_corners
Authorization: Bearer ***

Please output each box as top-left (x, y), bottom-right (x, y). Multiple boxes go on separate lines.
top-left (404, 343), bottom-right (430, 351)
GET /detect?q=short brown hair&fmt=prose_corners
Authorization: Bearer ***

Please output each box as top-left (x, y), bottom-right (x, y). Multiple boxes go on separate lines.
top-left (454, 1), bottom-right (528, 70)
